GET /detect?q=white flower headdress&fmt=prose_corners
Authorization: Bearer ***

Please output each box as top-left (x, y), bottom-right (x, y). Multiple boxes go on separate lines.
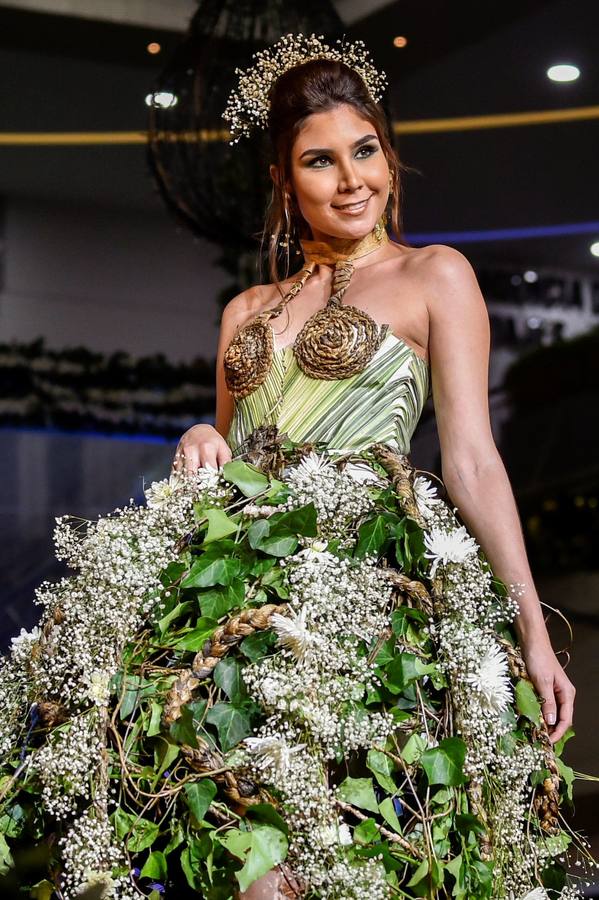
top-left (222, 32), bottom-right (388, 144)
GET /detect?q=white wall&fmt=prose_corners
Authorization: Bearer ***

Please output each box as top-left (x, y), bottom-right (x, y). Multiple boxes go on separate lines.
top-left (0, 196), bottom-right (230, 362)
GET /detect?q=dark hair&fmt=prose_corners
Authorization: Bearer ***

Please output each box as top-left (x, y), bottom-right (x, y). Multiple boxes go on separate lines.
top-left (262, 57), bottom-right (413, 290)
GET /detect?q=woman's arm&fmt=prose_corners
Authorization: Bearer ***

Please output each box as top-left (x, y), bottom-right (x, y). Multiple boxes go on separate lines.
top-left (172, 291), bottom-right (255, 474)
top-left (426, 245), bottom-right (575, 744)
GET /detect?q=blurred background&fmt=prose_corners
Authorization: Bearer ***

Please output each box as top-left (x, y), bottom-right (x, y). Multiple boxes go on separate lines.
top-left (0, 0), bottom-right (597, 884)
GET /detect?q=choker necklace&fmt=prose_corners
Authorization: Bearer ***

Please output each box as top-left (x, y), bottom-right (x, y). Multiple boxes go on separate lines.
top-left (299, 214), bottom-right (389, 265)
top-left (223, 214), bottom-right (391, 399)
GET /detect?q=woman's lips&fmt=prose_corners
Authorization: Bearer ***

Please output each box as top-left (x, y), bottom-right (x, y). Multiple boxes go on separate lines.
top-left (332, 194), bottom-right (373, 215)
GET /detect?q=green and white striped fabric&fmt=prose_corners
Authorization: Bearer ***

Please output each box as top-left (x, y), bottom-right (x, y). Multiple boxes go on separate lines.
top-left (226, 332), bottom-right (430, 457)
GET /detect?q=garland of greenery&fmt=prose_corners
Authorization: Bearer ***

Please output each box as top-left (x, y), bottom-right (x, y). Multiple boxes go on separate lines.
top-left (0, 427), bottom-right (596, 899)
top-left (0, 339), bottom-right (215, 437)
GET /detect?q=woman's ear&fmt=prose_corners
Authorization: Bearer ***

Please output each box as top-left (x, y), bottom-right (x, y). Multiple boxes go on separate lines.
top-left (269, 164), bottom-right (278, 185)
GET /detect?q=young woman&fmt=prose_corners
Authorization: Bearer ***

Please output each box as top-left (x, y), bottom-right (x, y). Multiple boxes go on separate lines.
top-left (168, 38), bottom-right (580, 899)
top-left (1, 33), bottom-right (590, 900)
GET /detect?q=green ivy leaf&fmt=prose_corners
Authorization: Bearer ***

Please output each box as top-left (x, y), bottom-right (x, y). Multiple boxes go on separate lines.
top-left (235, 825), bottom-right (288, 893)
top-left (383, 652), bottom-right (436, 694)
top-left (400, 732), bottom-right (427, 764)
top-left (420, 737), bottom-right (467, 786)
top-left (271, 503), bottom-right (318, 536)
top-left (239, 631), bottom-right (277, 662)
top-left (337, 777), bottom-right (379, 814)
top-left (199, 579), bottom-right (245, 619)
top-left (353, 818), bottom-right (380, 844)
top-left (206, 702), bottom-right (251, 752)
top-left (126, 817), bottom-right (160, 853)
top-left (157, 601), bottom-right (193, 636)
top-left (366, 749), bottom-right (397, 794)
top-left (354, 515), bottom-right (388, 558)
top-left (379, 797), bottom-right (403, 833)
top-left (222, 460), bottom-right (270, 496)
top-left (515, 679), bottom-right (542, 723)
top-left (168, 618), bottom-right (217, 652)
top-left (0, 833), bottom-right (14, 875)
top-left (203, 508), bottom-right (239, 543)
top-left (184, 779), bottom-right (218, 823)
top-left (213, 658), bottom-right (247, 704)
top-left (140, 850), bottom-right (167, 880)
top-left (181, 557), bottom-right (242, 589)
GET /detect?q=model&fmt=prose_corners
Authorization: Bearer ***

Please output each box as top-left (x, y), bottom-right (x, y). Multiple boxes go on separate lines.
top-left (0, 32), bottom-right (595, 900)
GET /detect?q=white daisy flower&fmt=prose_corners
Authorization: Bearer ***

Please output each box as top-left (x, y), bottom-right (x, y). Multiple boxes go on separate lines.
top-left (10, 625), bottom-right (41, 651)
top-left (521, 889), bottom-right (550, 900)
top-left (423, 525), bottom-right (479, 577)
top-left (270, 607), bottom-right (313, 661)
top-left (318, 820), bottom-right (353, 847)
top-left (465, 643), bottom-right (513, 713)
top-left (413, 475), bottom-right (442, 521)
top-left (244, 736), bottom-right (306, 776)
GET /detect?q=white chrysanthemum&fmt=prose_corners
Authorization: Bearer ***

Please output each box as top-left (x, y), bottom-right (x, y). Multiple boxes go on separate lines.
top-left (338, 822), bottom-right (353, 846)
top-left (465, 643), bottom-right (513, 713)
top-left (144, 473), bottom-right (182, 508)
top-left (244, 736), bottom-right (306, 777)
top-left (423, 524), bottom-right (479, 577)
top-left (271, 608), bottom-right (312, 661)
top-left (413, 475), bottom-right (442, 520)
top-left (343, 461), bottom-right (385, 485)
top-left (83, 670), bottom-right (111, 707)
top-left (288, 451), bottom-right (334, 479)
top-left (11, 625), bottom-right (41, 648)
top-left (521, 889), bottom-right (550, 900)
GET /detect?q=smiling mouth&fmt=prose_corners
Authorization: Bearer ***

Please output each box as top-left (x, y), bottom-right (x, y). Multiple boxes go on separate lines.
top-left (332, 194), bottom-right (374, 210)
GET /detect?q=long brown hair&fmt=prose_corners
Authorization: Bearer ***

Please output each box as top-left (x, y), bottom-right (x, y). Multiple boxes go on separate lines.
top-left (262, 57), bottom-right (414, 292)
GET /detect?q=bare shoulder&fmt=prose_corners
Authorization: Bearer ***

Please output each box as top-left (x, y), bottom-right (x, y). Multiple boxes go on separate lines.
top-left (400, 243), bottom-right (476, 282)
top-left (221, 278), bottom-right (295, 329)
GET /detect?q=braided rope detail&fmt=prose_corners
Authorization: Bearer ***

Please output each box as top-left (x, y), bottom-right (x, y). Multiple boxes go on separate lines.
top-left (370, 443), bottom-right (427, 528)
top-left (162, 603), bottom-right (288, 725)
top-left (181, 736), bottom-right (268, 809)
top-left (497, 635), bottom-right (561, 835)
top-left (293, 260), bottom-right (388, 380)
top-left (223, 266), bottom-right (313, 400)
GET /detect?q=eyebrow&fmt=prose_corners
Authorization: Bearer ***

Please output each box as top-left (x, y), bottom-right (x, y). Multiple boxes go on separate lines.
top-left (298, 133), bottom-right (378, 160)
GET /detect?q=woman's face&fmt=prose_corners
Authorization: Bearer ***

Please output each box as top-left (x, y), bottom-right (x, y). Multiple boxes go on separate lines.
top-left (275, 103), bottom-right (390, 243)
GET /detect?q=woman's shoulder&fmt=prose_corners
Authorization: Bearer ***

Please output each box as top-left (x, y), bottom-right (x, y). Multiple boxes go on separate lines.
top-left (221, 273), bottom-right (301, 326)
top-left (395, 241), bottom-right (472, 275)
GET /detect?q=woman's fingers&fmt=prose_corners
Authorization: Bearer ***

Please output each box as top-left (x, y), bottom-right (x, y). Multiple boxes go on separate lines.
top-left (548, 674), bottom-right (576, 744)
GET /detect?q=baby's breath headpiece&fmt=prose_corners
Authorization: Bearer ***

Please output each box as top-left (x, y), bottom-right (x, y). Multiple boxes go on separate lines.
top-left (222, 32), bottom-right (388, 145)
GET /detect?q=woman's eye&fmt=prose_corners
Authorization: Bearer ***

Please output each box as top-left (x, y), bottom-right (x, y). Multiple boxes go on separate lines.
top-left (308, 145), bottom-right (378, 168)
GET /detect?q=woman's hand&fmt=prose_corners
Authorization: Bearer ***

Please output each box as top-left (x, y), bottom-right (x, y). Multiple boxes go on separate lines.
top-left (171, 424), bottom-right (232, 475)
top-left (520, 636), bottom-right (576, 745)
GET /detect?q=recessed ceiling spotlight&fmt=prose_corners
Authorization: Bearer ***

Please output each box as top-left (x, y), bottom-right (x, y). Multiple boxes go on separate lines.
top-left (147, 42), bottom-right (161, 55)
top-left (547, 63), bottom-right (580, 83)
top-left (393, 36), bottom-right (407, 48)
top-left (523, 270), bottom-right (538, 283)
top-left (590, 241), bottom-right (599, 258)
top-left (145, 91), bottom-right (178, 109)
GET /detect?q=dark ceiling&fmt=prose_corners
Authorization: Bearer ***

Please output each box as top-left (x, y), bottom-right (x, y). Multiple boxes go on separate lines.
top-left (0, 0), bottom-right (597, 272)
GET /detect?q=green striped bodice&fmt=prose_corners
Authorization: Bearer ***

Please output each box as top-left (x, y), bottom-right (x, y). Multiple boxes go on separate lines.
top-left (226, 331), bottom-right (430, 457)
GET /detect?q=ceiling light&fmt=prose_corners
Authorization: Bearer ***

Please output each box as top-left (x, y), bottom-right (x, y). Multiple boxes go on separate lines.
top-left (547, 63), bottom-right (580, 83)
top-left (145, 92), bottom-right (178, 109)
top-left (147, 42), bottom-right (161, 55)
top-left (590, 241), bottom-right (599, 257)
top-left (523, 270), bottom-right (538, 283)
top-left (393, 36), bottom-right (407, 48)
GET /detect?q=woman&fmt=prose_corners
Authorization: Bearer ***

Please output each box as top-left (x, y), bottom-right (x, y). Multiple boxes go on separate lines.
top-left (166, 35), bottom-right (583, 899)
top-left (0, 33), bottom-right (591, 900)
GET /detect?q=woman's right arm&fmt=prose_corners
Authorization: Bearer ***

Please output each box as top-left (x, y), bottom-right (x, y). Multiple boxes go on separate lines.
top-left (171, 291), bottom-right (253, 475)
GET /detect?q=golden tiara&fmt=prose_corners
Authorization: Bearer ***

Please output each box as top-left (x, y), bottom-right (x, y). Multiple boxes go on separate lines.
top-left (222, 32), bottom-right (388, 145)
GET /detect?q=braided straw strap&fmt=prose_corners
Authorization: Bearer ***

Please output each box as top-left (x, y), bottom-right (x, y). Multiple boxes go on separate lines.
top-left (162, 603), bottom-right (288, 725)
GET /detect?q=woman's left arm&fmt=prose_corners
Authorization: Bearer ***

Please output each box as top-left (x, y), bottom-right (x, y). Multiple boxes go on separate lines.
top-left (425, 245), bottom-right (575, 744)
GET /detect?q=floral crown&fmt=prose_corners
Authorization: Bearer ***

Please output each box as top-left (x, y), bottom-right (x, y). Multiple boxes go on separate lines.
top-left (222, 32), bottom-right (388, 145)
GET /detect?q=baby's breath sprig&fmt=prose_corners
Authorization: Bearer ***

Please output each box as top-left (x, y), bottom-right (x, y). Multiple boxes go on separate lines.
top-left (222, 32), bottom-right (388, 144)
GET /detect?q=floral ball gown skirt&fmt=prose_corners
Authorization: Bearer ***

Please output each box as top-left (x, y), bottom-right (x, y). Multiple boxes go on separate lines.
top-left (0, 334), bottom-right (596, 899)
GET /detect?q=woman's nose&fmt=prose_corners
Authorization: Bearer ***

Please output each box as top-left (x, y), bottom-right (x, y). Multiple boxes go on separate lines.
top-left (338, 162), bottom-right (363, 192)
